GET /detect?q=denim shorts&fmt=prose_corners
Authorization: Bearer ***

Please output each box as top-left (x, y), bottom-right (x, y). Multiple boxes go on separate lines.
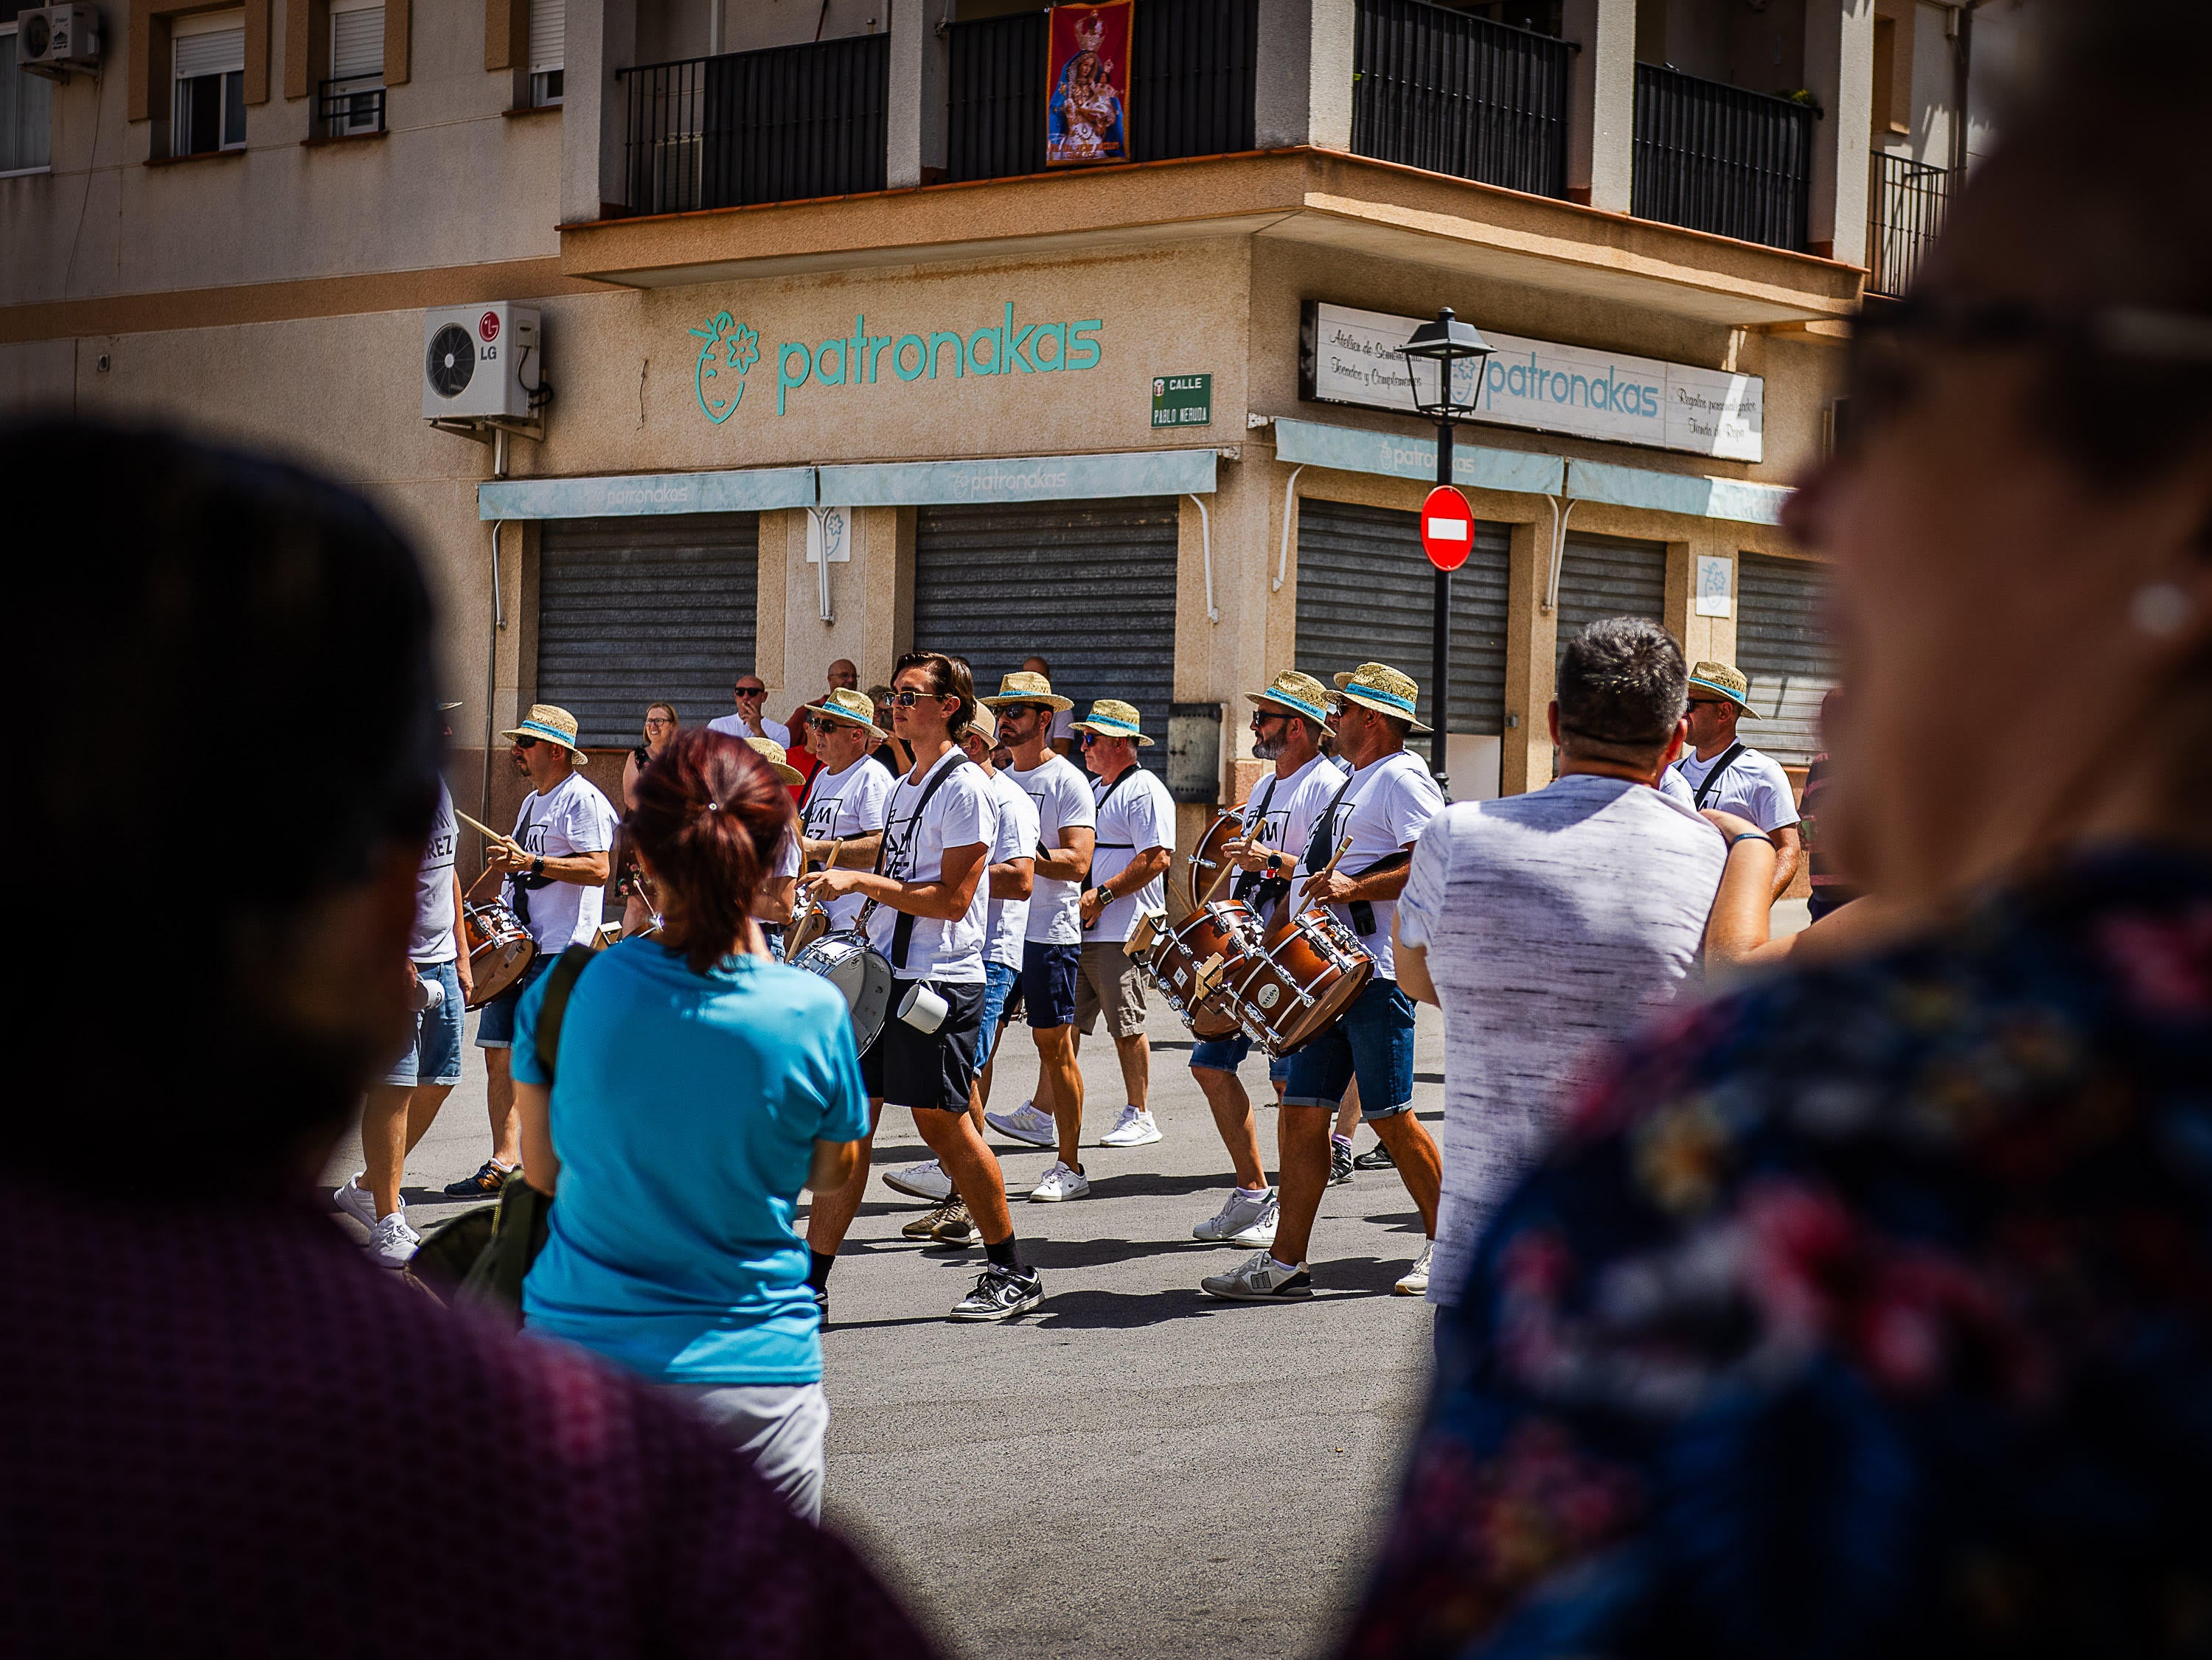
top-left (1281, 977), bottom-right (1417, 1119)
top-left (473, 952), bottom-right (551, 1050)
top-left (1189, 1030), bottom-right (1291, 1085)
top-left (384, 959), bottom-right (464, 1088)
top-left (1021, 941), bottom-right (1080, 1029)
top-left (975, 960), bottom-right (1019, 1068)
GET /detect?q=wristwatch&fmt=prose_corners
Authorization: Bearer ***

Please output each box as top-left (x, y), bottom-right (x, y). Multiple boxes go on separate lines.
top-left (530, 856), bottom-right (546, 879)
top-left (1087, 885), bottom-right (1107, 907)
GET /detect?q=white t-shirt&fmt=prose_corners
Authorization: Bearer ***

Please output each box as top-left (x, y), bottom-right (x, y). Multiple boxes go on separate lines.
top-left (502, 770), bottom-right (618, 954)
top-left (1397, 775), bottom-right (1726, 1306)
top-left (409, 781), bottom-right (459, 964)
top-left (981, 768), bottom-right (1038, 969)
top-left (799, 753), bottom-right (895, 930)
top-left (1013, 754), bottom-right (1096, 946)
top-left (1671, 743), bottom-right (1800, 831)
top-left (1050, 708), bottom-right (1076, 746)
top-left (773, 827), bottom-right (801, 882)
top-left (867, 749), bottom-right (993, 983)
top-left (1088, 763), bottom-right (1175, 944)
top-left (1657, 765), bottom-right (1697, 809)
top-left (1301, 748), bottom-right (1442, 981)
top-left (706, 712), bottom-right (792, 750)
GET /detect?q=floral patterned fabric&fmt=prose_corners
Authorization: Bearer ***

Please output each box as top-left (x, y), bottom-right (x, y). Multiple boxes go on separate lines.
top-left (1341, 847), bottom-right (2212, 1660)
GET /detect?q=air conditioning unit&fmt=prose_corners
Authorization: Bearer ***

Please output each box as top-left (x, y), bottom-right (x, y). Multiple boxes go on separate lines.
top-left (18, 5), bottom-right (102, 78)
top-left (421, 303), bottom-right (542, 423)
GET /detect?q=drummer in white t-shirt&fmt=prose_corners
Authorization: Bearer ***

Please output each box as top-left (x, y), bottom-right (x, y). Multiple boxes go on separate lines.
top-left (799, 652), bottom-right (1043, 1325)
top-left (796, 687), bottom-right (896, 928)
top-left (1668, 660), bottom-right (1804, 902)
top-left (1021, 655), bottom-right (1077, 758)
top-left (740, 737), bottom-right (805, 942)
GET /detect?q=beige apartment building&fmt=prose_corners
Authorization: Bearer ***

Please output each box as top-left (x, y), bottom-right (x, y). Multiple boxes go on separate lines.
top-left (0, 0), bottom-right (2022, 864)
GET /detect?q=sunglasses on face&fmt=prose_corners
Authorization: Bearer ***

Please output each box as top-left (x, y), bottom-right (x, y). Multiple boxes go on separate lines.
top-left (889, 688), bottom-right (942, 708)
top-left (512, 736), bottom-right (540, 750)
top-left (1251, 711), bottom-right (1287, 729)
top-left (1686, 698), bottom-right (1728, 712)
top-left (734, 686), bottom-right (765, 698)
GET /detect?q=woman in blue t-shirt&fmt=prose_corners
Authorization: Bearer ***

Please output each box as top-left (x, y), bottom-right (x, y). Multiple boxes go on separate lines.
top-left (512, 728), bottom-right (868, 1521)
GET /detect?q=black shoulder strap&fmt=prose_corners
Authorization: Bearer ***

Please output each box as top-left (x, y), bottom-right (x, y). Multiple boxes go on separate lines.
top-left (1228, 774), bottom-right (1281, 903)
top-left (887, 753), bottom-right (975, 971)
top-left (1301, 768), bottom-right (1359, 876)
top-left (1691, 743), bottom-right (1747, 810)
top-left (531, 945), bottom-right (597, 1082)
top-left (1088, 764), bottom-right (1143, 849)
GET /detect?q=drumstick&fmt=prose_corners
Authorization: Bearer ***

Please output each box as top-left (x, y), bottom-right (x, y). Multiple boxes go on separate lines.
top-left (453, 807), bottom-right (514, 846)
top-left (1298, 835), bottom-right (1356, 899)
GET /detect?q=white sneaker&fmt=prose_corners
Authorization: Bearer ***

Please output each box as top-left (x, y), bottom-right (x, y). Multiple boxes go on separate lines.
top-left (332, 1173), bottom-right (385, 1228)
top-left (1200, 1249), bottom-right (1312, 1301)
top-left (1394, 1240), bottom-right (1434, 1297)
top-left (1098, 1104), bottom-right (1162, 1148)
top-left (1029, 1160), bottom-right (1091, 1202)
top-left (365, 1211), bottom-right (420, 1269)
top-left (1192, 1187), bottom-right (1276, 1244)
top-left (986, 1099), bottom-right (1057, 1148)
top-left (884, 1159), bottom-right (952, 1202)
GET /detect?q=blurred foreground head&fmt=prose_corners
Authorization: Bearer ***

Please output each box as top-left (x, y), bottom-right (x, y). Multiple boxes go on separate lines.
top-left (18, 420), bottom-right (439, 1191)
top-left (1788, 0), bottom-right (2212, 904)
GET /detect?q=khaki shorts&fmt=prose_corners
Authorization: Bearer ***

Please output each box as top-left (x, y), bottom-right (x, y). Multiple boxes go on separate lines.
top-left (1074, 940), bottom-right (1150, 1039)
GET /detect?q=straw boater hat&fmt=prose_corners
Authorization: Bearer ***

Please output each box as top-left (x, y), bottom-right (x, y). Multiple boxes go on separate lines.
top-left (1686, 660), bottom-right (1759, 716)
top-left (810, 686), bottom-right (884, 740)
top-left (500, 703), bottom-right (591, 763)
top-left (1245, 669), bottom-right (1335, 736)
top-left (979, 669), bottom-right (1074, 712)
top-left (742, 736), bottom-right (806, 786)
top-left (964, 702), bottom-right (999, 745)
top-left (1070, 699), bottom-right (1153, 747)
top-left (1332, 663), bottom-right (1432, 734)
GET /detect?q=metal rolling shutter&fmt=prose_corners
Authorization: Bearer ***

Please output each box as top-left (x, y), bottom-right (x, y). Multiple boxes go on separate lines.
top-left (1294, 498), bottom-right (1509, 733)
top-left (1555, 532), bottom-right (1668, 663)
top-left (1737, 551), bottom-right (1836, 766)
top-left (536, 515), bottom-right (759, 748)
top-left (913, 498), bottom-right (1180, 776)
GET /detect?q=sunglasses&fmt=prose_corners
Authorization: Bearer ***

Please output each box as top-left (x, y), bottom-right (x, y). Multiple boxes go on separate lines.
top-left (1251, 710), bottom-right (1288, 729)
top-left (889, 688), bottom-right (944, 708)
top-left (1686, 697), bottom-right (1730, 712)
top-left (734, 686), bottom-right (766, 698)
top-left (512, 736), bottom-right (540, 750)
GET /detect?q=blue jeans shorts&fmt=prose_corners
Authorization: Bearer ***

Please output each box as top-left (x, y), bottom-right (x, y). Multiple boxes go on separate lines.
top-left (1189, 1030), bottom-right (1291, 1086)
top-left (384, 959), bottom-right (464, 1088)
top-left (975, 960), bottom-right (1018, 1068)
top-left (1021, 940), bottom-right (1080, 1029)
top-left (473, 952), bottom-right (551, 1050)
top-left (1281, 977), bottom-right (1417, 1120)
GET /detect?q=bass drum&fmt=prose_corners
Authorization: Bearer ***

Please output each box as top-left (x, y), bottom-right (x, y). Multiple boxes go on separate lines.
top-left (789, 930), bottom-right (895, 1053)
top-left (462, 901), bottom-right (536, 1009)
top-left (1219, 905), bottom-right (1372, 1057)
top-left (1139, 899), bottom-right (1260, 1039)
top-left (1186, 811), bottom-right (1243, 910)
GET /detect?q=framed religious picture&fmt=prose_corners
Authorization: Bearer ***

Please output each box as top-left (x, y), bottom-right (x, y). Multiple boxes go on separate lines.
top-left (1045, 1), bottom-right (1133, 168)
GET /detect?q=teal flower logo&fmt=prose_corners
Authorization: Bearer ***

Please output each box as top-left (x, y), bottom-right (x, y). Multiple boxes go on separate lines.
top-left (689, 312), bottom-right (759, 425)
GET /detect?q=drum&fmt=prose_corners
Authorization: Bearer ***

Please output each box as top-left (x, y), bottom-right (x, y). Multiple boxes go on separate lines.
top-left (1219, 905), bottom-right (1373, 1057)
top-left (1186, 811), bottom-right (1242, 907)
top-left (1138, 899), bottom-right (1262, 1039)
top-left (789, 930), bottom-right (895, 1052)
top-left (462, 900), bottom-right (535, 1009)
top-left (1124, 906), bottom-right (1169, 962)
top-left (785, 895), bottom-right (832, 957)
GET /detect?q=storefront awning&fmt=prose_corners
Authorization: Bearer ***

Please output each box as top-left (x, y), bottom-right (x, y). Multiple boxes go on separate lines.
top-left (818, 448), bottom-right (1217, 508)
top-left (1269, 416), bottom-right (1792, 527)
top-left (477, 467), bottom-right (817, 520)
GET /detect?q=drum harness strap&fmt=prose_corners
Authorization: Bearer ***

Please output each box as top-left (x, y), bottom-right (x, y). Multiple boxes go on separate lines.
top-left (1230, 774), bottom-right (1284, 911)
top-left (1301, 771), bottom-right (1370, 932)
top-left (875, 750), bottom-right (975, 974)
top-left (1689, 742), bottom-right (1747, 809)
top-left (1083, 764), bottom-right (1144, 932)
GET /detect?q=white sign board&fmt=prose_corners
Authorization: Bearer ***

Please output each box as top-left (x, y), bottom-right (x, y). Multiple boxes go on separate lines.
top-left (1695, 554), bottom-right (1734, 617)
top-left (1300, 301), bottom-right (1764, 463)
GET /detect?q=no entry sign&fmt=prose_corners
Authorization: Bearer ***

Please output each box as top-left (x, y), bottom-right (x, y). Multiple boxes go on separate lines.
top-left (1419, 485), bottom-right (1475, 572)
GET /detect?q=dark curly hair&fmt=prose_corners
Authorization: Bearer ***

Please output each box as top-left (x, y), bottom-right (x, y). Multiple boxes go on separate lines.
top-left (630, 728), bottom-right (795, 974)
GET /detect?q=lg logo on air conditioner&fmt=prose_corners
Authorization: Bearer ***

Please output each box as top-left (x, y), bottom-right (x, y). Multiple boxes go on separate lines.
top-left (478, 311), bottom-right (501, 343)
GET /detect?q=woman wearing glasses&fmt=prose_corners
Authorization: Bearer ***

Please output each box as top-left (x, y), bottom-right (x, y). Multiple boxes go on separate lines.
top-left (1346, 3), bottom-right (2212, 1652)
top-left (619, 702), bottom-right (678, 936)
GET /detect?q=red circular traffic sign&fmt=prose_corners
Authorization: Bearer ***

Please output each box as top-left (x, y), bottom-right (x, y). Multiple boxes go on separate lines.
top-left (1419, 485), bottom-right (1475, 572)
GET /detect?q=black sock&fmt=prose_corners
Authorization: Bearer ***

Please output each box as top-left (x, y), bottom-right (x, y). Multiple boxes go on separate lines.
top-left (807, 1250), bottom-right (836, 1291)
top-left (985, 1238), bottom-right (1023, 1273)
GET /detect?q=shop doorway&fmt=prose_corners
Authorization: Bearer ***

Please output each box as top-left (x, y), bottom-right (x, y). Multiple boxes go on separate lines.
top-left (1737, 550), bottom-right (1836, 767)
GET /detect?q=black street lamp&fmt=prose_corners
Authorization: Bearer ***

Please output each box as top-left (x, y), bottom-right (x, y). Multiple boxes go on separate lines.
top-left (1397, 307), bottom-right (1494, 789)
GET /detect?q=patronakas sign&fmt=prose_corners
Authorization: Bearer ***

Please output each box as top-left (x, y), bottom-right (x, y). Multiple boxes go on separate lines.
top-left (1299, 301), bottom-right (1762, 462)
top-left (690, 304), bottom-right (1105, 426)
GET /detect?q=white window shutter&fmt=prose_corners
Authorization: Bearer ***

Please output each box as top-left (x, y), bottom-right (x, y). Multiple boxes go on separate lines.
top-left (173, 22), bottom-right (246, 80)
top-left (331, 3), bottom-right (386, 81)
top-left (529, 0), bottom-right (564, 74)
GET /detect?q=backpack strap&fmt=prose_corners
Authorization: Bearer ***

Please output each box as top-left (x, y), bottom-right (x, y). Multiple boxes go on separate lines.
top-left (1691, 742), bottom-right (1747, 810)
top-left (1087, 764), bottom-right (1142, 848)
top-left (886, 752), bottom-right (975, 973)
top-left (531, 945), bottom-right (597, 1082)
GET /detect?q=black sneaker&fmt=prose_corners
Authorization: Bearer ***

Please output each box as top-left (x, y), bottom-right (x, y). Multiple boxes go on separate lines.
top-left (949, 1264), bottom-right (1043, 1322)
top-left (443, 1159), bottom-right (514, 1197)
top-left (813, 1286), bottom-right (831, 1331)
top-left (1353, 1142), bottom-right (1396, 1171)
top-left (1329, 1139), bottom-right (1356, 1185)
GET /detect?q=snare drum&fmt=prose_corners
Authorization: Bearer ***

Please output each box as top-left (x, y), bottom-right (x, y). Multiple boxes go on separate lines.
top-left (789, 930), bottom-right (895, 1052)
top-left (1219, 906), bottom-right (1373, 1056)
top-left (1138, 899), bottom-right (1262, 1039)
top-left (462, 901), bottom-right (536, 1009)
top-left (1187, 811), bottom-right (1242, 906)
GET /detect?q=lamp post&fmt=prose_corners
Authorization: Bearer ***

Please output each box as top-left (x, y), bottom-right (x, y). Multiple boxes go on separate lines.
top-left (1397, 307), bottom-right (1494, 790)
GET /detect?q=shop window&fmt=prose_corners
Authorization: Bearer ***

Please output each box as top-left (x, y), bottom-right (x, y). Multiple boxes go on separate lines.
top-left (173, 10), bottom-right (248, 156)
top-left (325, 0), bottom-right (386, 136)
top-left (529, 0), bottom-right (563, 105)
top-left (0, 11), bottom-right (55, 175)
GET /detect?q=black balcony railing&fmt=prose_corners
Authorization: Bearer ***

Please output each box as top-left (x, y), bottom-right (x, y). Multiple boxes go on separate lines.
top-left (1631, 62), bottom-right (1812, 251)
top-left (1351, 0), bottom-right (1569, 198)
top-left (618, 34), bottom-right (889, 216)
top-left (945, 0), bottom-right (1255, 185)
top-left (1865, 151), bottom-right (1956, 297)
top-left (315, 74), bottom-right (385, 139)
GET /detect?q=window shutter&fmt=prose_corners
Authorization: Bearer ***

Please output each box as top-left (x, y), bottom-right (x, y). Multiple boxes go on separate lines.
top-left (528, 0), bottom-right (564, 73)
top-left (331, 4), bottom-right (386, 80)
top-left (173, 23), bottom-right (246, 80)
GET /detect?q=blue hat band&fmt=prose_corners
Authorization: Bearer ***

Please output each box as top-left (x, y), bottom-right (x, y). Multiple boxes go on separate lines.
top-left (517, 722), bottom-right (576, 745)
top-left (1088, 716), bottom-right (1141, 736)
top-left (1259, 691), bottom-right (1329, 725)
top-left (1349, 682), bottom-right (1417, 716)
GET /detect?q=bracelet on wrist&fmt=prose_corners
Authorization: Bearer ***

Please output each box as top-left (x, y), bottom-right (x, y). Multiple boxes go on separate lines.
top-left (1727, 832), bottom-right (1774, 850)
